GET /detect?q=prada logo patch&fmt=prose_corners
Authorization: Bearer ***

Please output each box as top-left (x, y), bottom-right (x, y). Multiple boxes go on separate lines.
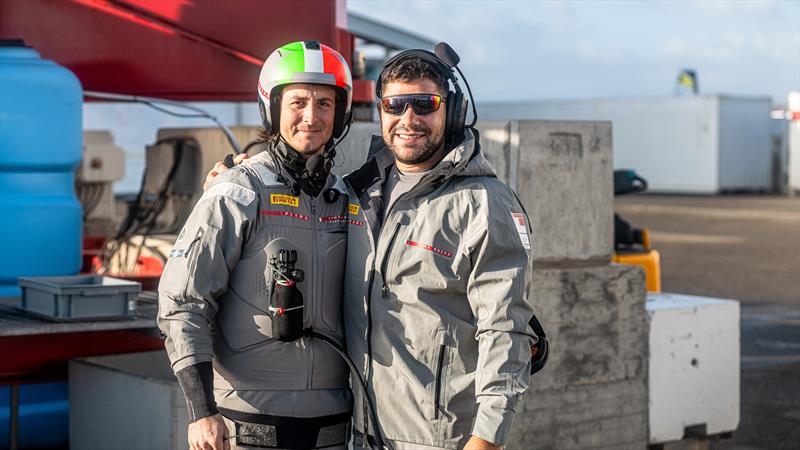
top-left (405, 240), bottom-right (452, 258)
top-left (511, 212), bottom-right (532, 250)
top-left (270, 194), bottom-right (299, 207)
top-left (348, 203), bottom-right (360, 215)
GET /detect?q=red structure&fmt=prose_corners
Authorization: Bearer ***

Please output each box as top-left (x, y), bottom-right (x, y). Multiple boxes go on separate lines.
top-left (0, 0), bottom-right (360, 101)
top-left (0, 0), bottom-right (372, 384)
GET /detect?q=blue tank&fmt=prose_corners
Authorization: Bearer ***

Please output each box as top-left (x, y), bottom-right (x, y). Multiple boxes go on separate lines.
top-left (0, 40), bottom-right (83, 297)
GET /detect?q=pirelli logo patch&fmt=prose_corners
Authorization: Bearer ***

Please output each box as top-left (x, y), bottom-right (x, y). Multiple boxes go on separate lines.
top-left (348, 203), bottom-right (360, 215)
top-left (271, 194), bottom-right (299, 207)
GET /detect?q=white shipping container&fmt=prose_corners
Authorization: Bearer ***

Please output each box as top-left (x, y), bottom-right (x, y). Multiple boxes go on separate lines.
top-left (479, 95), bottom-right (773, 193)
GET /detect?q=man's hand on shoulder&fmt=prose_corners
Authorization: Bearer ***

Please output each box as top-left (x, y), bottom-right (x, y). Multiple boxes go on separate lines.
top-left (188, 413), bottom-right (229, 450)
top-left (203, 153), bottom-right (249, 190)
top-left (464, 435), bottom-right (502, 450)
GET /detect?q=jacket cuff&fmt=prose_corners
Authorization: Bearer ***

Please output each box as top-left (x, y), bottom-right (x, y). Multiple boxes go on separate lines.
top-left (175, 362), bottom-right (218, 422)
top-left (172, 353), bottom-right (211, 373)
top-left (470, 398), bottom-right (517, 447)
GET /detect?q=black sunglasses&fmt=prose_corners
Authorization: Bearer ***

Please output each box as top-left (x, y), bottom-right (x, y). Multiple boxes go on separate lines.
top-left (380, 94), bottom-right (445, 116)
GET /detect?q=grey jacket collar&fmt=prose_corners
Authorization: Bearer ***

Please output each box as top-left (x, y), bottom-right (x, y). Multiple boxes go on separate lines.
top-left (349, 128), bottom-right (495, 198)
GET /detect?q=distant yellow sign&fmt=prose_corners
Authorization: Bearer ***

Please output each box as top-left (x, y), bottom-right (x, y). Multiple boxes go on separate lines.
top-left (271, 194), bottom-right (299, 207)
top-left (349, 203), bottom-right (360, 215)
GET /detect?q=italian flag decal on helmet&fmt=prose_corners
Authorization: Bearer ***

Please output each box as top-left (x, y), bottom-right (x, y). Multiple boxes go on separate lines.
top-left (258, 40), bottom-right (353, 139)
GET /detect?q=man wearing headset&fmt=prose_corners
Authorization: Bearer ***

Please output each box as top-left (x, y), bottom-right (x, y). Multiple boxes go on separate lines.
top-left (343, 46), bottom-right (536, 450)
top-left (158, 41), bottom-right (355, 450)
top-left (205, 43), bottom-right (537, 450)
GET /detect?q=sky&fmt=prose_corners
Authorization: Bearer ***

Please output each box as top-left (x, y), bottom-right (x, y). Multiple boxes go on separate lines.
top-left (348, 0), bottom-right (800, 104)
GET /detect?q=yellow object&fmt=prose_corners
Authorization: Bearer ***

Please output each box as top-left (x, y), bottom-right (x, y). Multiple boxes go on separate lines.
top-left (614, 249), bottom-right (661, 292)
top-left (270, 194), bottom-right (299, 207)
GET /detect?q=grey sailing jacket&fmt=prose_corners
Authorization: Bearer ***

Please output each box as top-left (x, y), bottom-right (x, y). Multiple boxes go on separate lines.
top-left (157, 147), bottom-right (351, 417)
top-left (343, 129), bottom-right (536, 449)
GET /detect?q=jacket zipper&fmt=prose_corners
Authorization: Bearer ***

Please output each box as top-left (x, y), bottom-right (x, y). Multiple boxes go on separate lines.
top-left (358, 190), bottom-right (380, 438)
top-left (379, 222), bottom-right (402, 297)
top-left (434, 344), bottom-right (446, 420)
top-left (363, 260), bottom-right (376, 436)
top-left (308, 196), bottom-right (316, 390)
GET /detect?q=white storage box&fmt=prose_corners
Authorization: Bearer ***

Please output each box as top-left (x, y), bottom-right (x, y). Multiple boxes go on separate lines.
top-left (647, 292), bottom-right (740, 444)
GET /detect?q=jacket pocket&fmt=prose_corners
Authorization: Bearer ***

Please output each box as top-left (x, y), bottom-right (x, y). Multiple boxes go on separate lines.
top-left (160, 230), bottom-right (203, 298)
top-left (434, 343), bottom-right (447, 420)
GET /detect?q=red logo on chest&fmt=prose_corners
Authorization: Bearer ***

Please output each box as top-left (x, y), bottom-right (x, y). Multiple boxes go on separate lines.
top-left (404, 240), bottom-right (452, 258)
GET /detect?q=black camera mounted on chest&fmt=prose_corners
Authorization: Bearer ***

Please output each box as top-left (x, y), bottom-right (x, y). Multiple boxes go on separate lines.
top-left (267, 249), bottom-right (306, 342)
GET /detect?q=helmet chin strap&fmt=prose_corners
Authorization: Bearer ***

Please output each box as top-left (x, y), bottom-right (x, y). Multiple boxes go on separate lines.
top-left (273, 135), bottom-right (336, 197)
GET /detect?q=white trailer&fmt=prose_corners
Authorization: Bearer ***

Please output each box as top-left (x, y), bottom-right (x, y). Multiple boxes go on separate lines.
top-left (787, 92), bottom-right (800, 194)
top-left (479, 95), bottom-right (774, 194)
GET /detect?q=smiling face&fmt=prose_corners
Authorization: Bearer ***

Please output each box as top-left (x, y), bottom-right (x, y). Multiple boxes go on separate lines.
top-left (379, 77), bottom-right (447, 172)
top-left (279, 84), bottom-right (336, 158)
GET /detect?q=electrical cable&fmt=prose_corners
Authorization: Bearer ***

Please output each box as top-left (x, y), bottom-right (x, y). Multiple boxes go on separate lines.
top-left (99, 137), bottom-right (187, 273)
top-left (454, 65), bottom-right (478, 128)
top-left (84, 90), bottom-right (242, 154)
top-left (308, 330), bottom-right (393, 450)
top-left (329, 122), bottom-right (352, 169)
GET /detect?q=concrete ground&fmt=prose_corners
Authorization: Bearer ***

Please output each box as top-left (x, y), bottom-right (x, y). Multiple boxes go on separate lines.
top-left (615, 195), bottom-right (800, 450)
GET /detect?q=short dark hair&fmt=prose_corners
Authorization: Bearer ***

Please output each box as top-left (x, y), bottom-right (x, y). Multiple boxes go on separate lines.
top-left (379, 57), bottom-right (448, 97)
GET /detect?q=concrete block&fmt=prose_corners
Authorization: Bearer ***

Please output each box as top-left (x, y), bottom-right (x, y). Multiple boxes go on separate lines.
top-left (516, 120), bottom-right (614, 264)
top-left (70, 351), bottom-right (188, 450)
top-left (476, 120), bottom-right (519, 187)
top-left (509, 264), bottom-right (648, 449)
top-left (528, 264), bottom-right (648, 391)
top-left (647, 293), bottom-right (740, 444)
top-left (510, 379), bottom-right (648, 450)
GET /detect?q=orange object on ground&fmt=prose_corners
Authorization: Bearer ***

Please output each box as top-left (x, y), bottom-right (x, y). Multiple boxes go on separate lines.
top-left (614, 249), bottom-right (662, 293)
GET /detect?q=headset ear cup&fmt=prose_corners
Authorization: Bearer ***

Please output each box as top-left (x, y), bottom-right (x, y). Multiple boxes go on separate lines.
top-left (445, 91), bottom-right (466, 147)
top-left (444, 91), bottom-right (455, 146)
top-left (258, 98), bottom-right (271, 132)
top-left (332, 92), bottom-right (352, 139)
top-left (269, 91), bottom-right (281, 134)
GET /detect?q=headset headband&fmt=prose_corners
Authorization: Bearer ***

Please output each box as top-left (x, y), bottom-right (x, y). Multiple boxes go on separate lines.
top-left (375, 49), bottom-right (461, 98)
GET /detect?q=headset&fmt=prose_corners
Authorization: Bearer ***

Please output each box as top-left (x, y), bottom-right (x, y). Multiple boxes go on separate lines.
top-left (375, 42), bottom-right (478, 149)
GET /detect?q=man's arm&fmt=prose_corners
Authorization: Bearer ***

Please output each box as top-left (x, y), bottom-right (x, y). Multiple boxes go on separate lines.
top-left (465, 192), bottom-right (536, 448)
top-left (158, 169), bottom-right (258, 448)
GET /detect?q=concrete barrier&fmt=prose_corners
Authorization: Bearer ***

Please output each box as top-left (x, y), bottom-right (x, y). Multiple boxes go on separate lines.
top-left (476, 120), bottom-right (647, 449)
top-left (478, 120), bottom-right (614, 265)
top-left (509, 264), bottom-right (648, 449)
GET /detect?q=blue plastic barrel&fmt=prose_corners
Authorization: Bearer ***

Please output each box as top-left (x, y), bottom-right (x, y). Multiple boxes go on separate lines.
top-left (0, 383), bottom-right (69, 448)
top-left (0, 40), bottom-right (83, 297)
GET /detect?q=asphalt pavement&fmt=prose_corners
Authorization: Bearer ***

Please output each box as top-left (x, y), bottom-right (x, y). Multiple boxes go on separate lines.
top-left (615, 194), bottom-right (800, 450)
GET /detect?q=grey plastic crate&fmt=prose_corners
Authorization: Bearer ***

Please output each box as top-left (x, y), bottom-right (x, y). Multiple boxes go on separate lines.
top-left (18, 275), bottom-right (141, 321)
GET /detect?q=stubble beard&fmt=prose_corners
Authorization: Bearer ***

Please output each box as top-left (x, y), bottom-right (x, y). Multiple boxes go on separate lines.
top-left (385, 124), bottom-right (445, 166)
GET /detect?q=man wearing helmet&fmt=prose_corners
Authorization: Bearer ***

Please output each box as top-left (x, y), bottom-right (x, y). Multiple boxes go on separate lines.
top-left (158, 41), bottom-right (354, 450)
